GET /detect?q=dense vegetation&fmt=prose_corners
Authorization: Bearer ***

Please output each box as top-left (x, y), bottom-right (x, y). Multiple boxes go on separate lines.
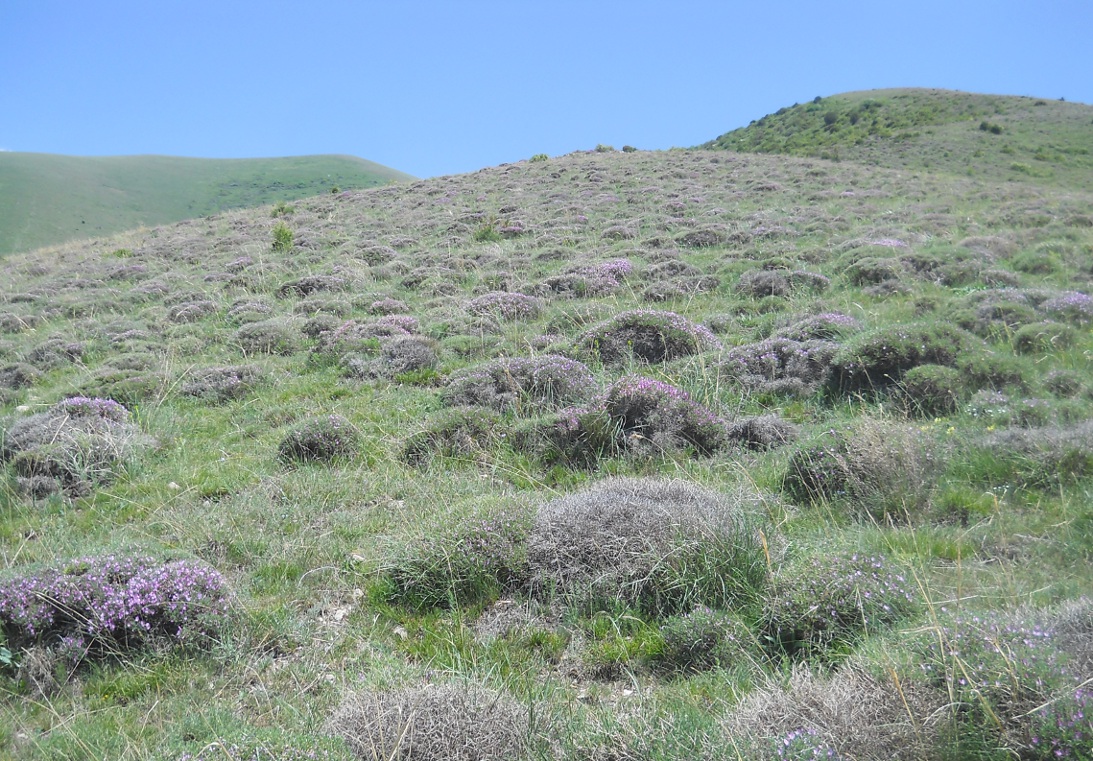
top-left (1, 92), bottom-right (1092, 759)
top-left (0, 153), bottom-right (414, 255)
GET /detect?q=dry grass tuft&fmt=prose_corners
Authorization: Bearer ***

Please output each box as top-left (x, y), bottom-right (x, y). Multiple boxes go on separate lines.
top-left (329, 682), bottom-right (530, 761)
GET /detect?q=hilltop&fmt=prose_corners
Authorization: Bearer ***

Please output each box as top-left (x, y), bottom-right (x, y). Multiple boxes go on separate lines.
top-left (702, 88), bottom-right (1093, 192)
top-left (0, 152), bottom-right (414, 255)
top-left (1, 105), bottom-right (1092, 758)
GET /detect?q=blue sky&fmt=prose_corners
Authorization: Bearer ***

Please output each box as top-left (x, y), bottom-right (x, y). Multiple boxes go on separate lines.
top-left (3, 1), bottom-right (1091, 178)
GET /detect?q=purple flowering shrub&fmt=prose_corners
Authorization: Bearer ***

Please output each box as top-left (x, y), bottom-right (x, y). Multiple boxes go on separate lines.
top-left (577, 309), bottom-right (721, 364)
top-left (726, 415), bottom-right (800, 451)
top-left (912, 608), bottom-right (1088, 756)
top-left (278, 414), bottom-right (360, 464)
top-left (1, 396), bottom-right (153, 497)
top-left (235, 318), bottom-right (301, 356)
top-left (1040, 291), bottom-right (1093, 326)
top-left (716, 338), bottom-right (839, 397)
top-left (604, 375), bottom-right (728, 455)
top-left (384, 503), bottom-right (533, 609)
top-left (770, 728), bottom-right (845, 760)
top-left (763, 553), bottom-right (918, 659)
top-left (465, 291), bottom-right (544, 321)
top-left (527, 477), bottom-right (770, 615)
top-left (0, 554), bottom-right (229, 664)
top-left (442, 355), bottom-right (596, 412)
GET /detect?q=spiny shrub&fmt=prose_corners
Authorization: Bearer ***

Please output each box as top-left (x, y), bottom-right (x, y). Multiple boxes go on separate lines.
top-left (783, 418), bottom-right (937, 521)
top-left (277, 274), bottom-right (348, 297)
top-left (735, 270), bottom-right (791, 298)
top-left (278, 414), bottom-right (359, 464)
top-left (403, 407), bottom-right (504, 466)
top-left (911, 608), bottom-right (1088, 756)
top-left (329, 682), bottom-right (530, 761)
top-left (343, 336), bottom-right (438, 380)
top-left (764, 552), bottom-right (918, 659)
top-left (465, 291), bottom-right (544, 321)
top-left (235, 318), bottom-right (301, 356)
top-left (716, 338), bottom-right (839, 397)
top-left (578, 309), bottom-right (721, 364)
top-left (1, 397), bottom-right (153, 497)
top-left (168, 300), bottom-right (217, 323)
top-left (526, 477), bottom-right (770, 616)
top-left (726, 415), bottom-right (800, 451)
top-left (384, 501), bottom-right (533, 609)
top-left (651, 606), bottom-right (759, 674)
top-left (896, 364), bottom-right (963, 417)
top-left (0, 363), bottom-right (42, 390)
top-left (442, 355), bottom-right (596, 412)
top-left (604, 375), bottom-right (727, 455)
top-left (181, 365), bottom-right (263, 402)
top-left (724, 665), bottom-right (944, 761)
top-left (828, 323), bottom-right (979, 395)
top-left (175, 740), bottom-right (345, 761)
top-left (0, 554), bottom-right (229, 665)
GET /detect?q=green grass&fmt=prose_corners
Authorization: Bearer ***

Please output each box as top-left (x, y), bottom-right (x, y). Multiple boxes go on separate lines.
top-left (702, 88), bottom-right (1093, 192)
top-left (1, 94), bottom-right (1092, 760)
top-left (0, 153), bottom-right (415, 255)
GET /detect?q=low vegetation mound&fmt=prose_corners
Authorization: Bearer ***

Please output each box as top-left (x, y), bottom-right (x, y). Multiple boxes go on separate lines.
top-left (577, 310), bottom-right (721, 364)
top-left (1, 396), bottom-right (153, 497)
top-left (329, 682), bottom-right (530, 761)
top-left (0, 554), bottom-right (229, 668)
top-left (526, 477), bottom-right (770, 615)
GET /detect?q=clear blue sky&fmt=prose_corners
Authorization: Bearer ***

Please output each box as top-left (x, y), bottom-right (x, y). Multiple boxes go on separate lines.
top-left (3, 1), bottom-right (1090, 178)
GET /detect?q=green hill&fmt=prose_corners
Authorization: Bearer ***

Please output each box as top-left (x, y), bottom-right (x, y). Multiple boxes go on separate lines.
top-left (0, 153), bottom-right (415, 255)
top-left (1, 98), bottom-right (1093, 759)
top-left (702, 88), bottom-right (1093, 191)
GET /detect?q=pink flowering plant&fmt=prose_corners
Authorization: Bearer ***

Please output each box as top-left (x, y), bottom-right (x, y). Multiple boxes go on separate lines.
top-left (605, 375), bottom-right (728, 455)
top-left (0, 554), bottom-right (230, 665)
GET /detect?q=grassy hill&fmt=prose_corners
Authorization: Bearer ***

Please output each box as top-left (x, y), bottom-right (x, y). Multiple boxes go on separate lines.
top-left (1, 111), bottom-right (1092, 758)
top-left (702, 88), bottom-right (1093, 191)
top-left (0, 153), bottom-right (414, 255)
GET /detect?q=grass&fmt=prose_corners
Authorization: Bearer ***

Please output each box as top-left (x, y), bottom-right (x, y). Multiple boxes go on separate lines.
top-left (0, 93), bottom-right (1092, 760)
top-left (702, 88), bottom-right (1093, 193)
top-left (0, 153), bottom-right (415, 255)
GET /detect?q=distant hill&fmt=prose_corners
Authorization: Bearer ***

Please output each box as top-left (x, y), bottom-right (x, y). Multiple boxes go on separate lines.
top-left (0, 153), bottom-right (415, 254)
top-left (701, 88), bottom-right (1093, 191)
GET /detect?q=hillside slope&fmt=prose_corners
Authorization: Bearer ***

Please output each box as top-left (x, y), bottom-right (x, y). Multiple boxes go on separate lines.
top-left (702, 88), bottom-right (1093, 192)
top-left (0, 153), bottom-right (414, 255)
top-left (1, 144), bottom-right (1092, 759)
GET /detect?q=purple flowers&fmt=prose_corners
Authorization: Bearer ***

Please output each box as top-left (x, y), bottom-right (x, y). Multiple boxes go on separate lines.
top-left (0, 555), bottom-right (229, 663)
top-left (54, 396), bottom-right (130, 422)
